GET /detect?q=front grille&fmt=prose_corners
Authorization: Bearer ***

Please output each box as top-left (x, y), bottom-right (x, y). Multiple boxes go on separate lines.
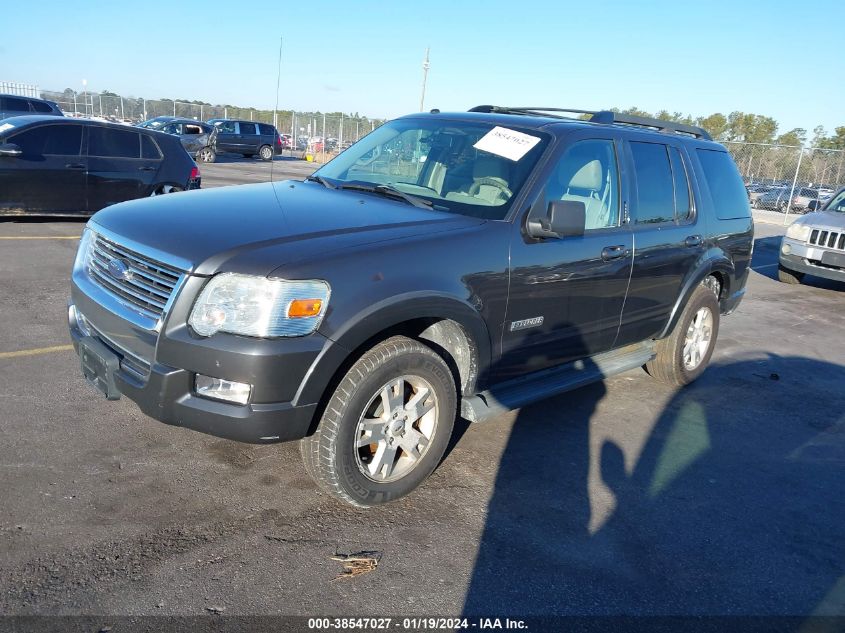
top-left (87, 234), bottom-right (183, 320)
top-left (809, 228), bottom-right (845, 251)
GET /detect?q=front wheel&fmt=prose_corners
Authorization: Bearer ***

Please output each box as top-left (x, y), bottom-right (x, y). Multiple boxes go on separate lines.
top-left (300, 336), bottom-right (456, 507)
top-left (778, 264), bottom-right (804, 284)
top-left (198, 146), bottom-right (216, 163)
top-left (645, 282), bottom-right (720, 387)
top-left (258, 145), bottom-right (273, 161)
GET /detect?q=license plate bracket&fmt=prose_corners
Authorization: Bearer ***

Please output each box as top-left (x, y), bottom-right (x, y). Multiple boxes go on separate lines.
top-left (820, 250), bottom-right (845, 269)
top-left (78, 336), bottom-right (121, 400)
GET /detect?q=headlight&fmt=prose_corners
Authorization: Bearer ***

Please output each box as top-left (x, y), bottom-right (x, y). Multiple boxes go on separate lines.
top-left (73, 228), bottom-right (94, 274)
top-left (786, 223), bottom-right (811, 241)
top-left (188, 273), bottom-right (330, 338)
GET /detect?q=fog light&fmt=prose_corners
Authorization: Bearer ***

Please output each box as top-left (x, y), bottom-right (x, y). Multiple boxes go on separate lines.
top-left (782, 243), bottom-right (792, 255)
top-left (195, 374), bottom-right (251, 405)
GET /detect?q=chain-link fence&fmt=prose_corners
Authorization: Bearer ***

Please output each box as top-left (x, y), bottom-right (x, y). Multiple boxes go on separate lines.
top-left (37, 88), bottom-right (387, 156)
top-left (724, 141), bottom-right (845, 222)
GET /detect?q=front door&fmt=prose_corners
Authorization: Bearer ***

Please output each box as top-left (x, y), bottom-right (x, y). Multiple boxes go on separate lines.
top-left (0, 122), bottom-right (86, 214)
top-left (497, 137), bottom-right (633, 380)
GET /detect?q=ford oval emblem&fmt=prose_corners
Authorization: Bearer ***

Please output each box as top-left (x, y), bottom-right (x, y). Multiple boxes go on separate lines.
top-left (107, 258), bottom-right (133, 281)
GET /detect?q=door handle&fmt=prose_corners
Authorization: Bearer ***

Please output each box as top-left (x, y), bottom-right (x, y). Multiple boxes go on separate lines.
top-left (601, 245), bottom-right (628, 261)
top-left (138, 166), bottom-right (157, 171)
top-left (685, 235), bottom-right (703, 247)
top-left (65, 163), bottom-right (85, 169)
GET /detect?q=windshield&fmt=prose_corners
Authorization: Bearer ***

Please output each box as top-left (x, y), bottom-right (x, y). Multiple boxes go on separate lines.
top-left (312, 117), bottom-right (550, 220)
top-left (823, 189), bottom-right (845, 212)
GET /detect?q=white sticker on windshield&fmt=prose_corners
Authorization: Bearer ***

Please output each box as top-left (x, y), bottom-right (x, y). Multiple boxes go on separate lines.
top-left (0, 123), bottom-right (15, 134)
top-left (473, 126), bottom-right (541, 161)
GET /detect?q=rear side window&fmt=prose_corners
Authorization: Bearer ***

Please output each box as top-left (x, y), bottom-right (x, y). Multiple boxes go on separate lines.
top-left (669, 147), bottom-right (692, 221)
top-left (258, 123), bottom-right (275, 135)
top-left (696, 149), bottom-right (750, 220)
top-left (2, 96), bottom-right (30, 112)
top-left (89, 127), bottom-right (141, 158)
top-left (141, 134), bottom-right (162, 159)
top-left (239, 122), bottom-right (257, 135)
top-left (30, 100), bottom-right (54, 113)
top-left (9, 124), bottom-right (82, 155)
top-left (630, 141), bottom-right (675, 224)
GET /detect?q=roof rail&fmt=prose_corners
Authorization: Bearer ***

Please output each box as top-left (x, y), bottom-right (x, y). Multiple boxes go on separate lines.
top-left (467, 105), bottom-right (712, 140)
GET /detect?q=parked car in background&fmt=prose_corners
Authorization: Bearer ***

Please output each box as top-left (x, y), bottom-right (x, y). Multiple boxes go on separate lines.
top-left (0, 115), bottom-right (200, 216)
top-left (779, 186), bottom-right (845, 285)
top-left (0, 94), bottom-right (63, 121)
top-left (280, 133), bottom-right (292, 149)
top-left (211, 120), bottom-right (282, 160)
top-left (137, 117), bottom-right (218, 163)
top-left (746, 184), bottom-right (773, 204)
top-left (753, 187), bottom-right (791, 211)
top-left (790, 187), bottom-right (824, 213)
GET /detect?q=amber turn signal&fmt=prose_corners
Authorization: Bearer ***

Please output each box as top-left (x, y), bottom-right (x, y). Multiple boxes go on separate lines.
top-left (287, 299), bottom-right (323, 318)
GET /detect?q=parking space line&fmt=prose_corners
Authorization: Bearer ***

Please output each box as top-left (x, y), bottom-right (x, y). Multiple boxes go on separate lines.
top-left (0, 236), bottom-right (81, 240)
top-left (0, 345), bottom-right (74, 359)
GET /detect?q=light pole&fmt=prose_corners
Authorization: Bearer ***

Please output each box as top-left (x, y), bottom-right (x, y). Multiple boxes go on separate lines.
top-left (419, 47), bottom-right (430, 112)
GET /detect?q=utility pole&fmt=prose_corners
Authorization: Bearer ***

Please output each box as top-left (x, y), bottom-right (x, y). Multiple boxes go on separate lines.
top-left (419, 47), bottom-right (430, 112)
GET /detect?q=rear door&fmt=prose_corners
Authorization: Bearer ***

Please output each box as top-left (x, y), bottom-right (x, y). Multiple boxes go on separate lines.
top-left (615, 138), bottom-right (706, 346)
top-left (86, 125), bottom-right (161, 212)
top-left (0, 122), bottom-right (86, 214)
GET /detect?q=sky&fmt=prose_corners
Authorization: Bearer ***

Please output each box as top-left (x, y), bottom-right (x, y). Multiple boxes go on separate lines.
top-left (3, 0), bottom-right (844, 135)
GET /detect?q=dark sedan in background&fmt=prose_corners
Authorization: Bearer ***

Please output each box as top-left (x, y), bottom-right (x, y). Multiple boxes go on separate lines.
top-left (0, 116), bottom-right (200, 216)
top-left (0, 93), bottom-right (64, 121)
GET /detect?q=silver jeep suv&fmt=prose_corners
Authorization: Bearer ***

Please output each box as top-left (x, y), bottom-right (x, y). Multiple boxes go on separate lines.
top-left (779, 187), bottom-right (845, 284)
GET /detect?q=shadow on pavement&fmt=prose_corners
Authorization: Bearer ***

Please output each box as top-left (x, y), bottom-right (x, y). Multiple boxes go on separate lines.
top-left (462, 353), bottom-right (845, 619)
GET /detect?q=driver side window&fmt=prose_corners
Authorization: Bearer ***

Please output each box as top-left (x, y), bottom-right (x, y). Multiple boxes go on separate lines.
top-left (542, 139), bottom-right (620, 230)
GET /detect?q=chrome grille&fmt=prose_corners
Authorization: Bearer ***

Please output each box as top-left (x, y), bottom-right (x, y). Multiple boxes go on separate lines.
top-left (87, 233), bottom-right (183, 320)
top-left (809, 228), bottom-right (845, 251)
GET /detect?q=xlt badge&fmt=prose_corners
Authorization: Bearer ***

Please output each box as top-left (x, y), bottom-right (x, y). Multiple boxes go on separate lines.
top-left (510, 316), bottom-right (544, 332)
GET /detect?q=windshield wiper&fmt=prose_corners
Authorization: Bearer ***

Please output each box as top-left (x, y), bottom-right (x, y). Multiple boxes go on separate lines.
top-left (306, 175), bottom-right (336, 189)
top-left (337, 182), bottom-right (433, 209)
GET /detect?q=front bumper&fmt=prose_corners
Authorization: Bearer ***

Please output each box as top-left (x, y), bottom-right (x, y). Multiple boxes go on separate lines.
top-left (780, 238), bottom-right (845, 283)
top-left (68, 295), bottom-right (321, 444)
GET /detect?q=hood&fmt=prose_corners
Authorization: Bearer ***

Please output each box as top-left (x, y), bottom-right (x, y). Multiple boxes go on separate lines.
top-left (90, 181), bottom-right (484, 276)
top-left (799, 210), bottom-right (845, 230)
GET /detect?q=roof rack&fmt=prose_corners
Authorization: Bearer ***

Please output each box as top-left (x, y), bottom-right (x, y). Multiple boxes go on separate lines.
top-left (467, 105), bottom-right (712, 141)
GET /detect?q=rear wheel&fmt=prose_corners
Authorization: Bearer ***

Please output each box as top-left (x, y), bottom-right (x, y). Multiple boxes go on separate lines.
top-left (300, 336), bottom-right (456, 507)
top-left (258, 145), bottom-right (273, 161)
top-left (778, 264), bottom-right (804, 284)
top-left (645, 282), bottom-right (720, 387)
top-left (150, 184), bottom-right (183, 196)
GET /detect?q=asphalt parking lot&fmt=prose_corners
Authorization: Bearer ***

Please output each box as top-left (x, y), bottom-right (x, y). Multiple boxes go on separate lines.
top-left (1, 163), bottom-right (844, 625)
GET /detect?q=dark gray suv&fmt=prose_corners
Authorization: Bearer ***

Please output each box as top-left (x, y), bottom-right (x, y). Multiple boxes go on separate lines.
top-left (68, 106), bottom-right (753, 507)
top-left (0, 94), bottom-right (63, 121)
top-left (211, 119), bottom-right (282, 160)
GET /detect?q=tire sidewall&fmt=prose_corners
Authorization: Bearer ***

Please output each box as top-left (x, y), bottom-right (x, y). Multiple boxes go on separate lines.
top-left (673, 287), bottom-right (720, 384)
top-left (332, 347), bottom-right (456, 506)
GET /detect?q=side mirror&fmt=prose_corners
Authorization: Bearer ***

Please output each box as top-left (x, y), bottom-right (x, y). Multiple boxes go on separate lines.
top-left (0, 143), bottom-right (22, 157)
top-left (526, 200), bottom-right (586, 239)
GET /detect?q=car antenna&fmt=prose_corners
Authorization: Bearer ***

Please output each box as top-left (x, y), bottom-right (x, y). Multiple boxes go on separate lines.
top-left (271, 36), bottom-right (283, 184)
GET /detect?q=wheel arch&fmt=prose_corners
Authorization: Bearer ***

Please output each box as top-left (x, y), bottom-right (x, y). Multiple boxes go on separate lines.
top-left (657, 255), bottom-right (733, 340)
top-left (293, 294), bottom-right (492, 414)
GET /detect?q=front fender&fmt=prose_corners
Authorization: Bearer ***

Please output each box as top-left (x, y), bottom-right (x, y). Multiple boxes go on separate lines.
top-left (292, 292), bottom-right (493, 407)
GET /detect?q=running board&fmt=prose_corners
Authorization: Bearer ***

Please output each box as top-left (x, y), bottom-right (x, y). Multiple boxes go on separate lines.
top-left (461, 341), bottom-right (655, 423)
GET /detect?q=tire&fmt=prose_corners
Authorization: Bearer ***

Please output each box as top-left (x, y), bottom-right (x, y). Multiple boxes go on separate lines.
top-left (778, 264), bottom-right (804, 284)
top-left (258, 145), bottom-right (273, 161)
top-left (198, 146), bottom-right (216, 163)
top-left (300, 336), bottom-right (456, 507)
top-left (150, 184), bottom-right (184, 196)
top-left (645, 282), bottom-right (720, 387)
